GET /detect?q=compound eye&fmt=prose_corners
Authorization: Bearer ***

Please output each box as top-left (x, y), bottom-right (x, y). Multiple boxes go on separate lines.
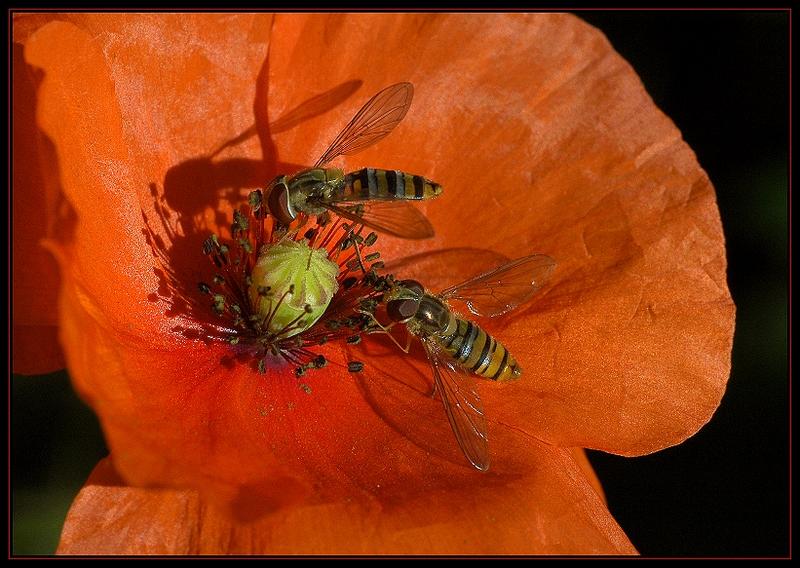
top-left (387, 298), bottom-right (418, 322)
top-left (267, 179), bottom-right (296, 226)
top-left (400, 279), bottom-right (425, 296)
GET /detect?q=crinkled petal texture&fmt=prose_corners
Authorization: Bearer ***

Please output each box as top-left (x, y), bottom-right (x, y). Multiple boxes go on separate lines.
top-left (58, 453), bottom-right (617, 554)
top-left (18, 12), bottom-right (734, 554)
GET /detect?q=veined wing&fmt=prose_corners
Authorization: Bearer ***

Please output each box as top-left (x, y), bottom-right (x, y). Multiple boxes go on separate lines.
top-left (322, 201), bottom-right (434, 240)
top-left (440, 254), bottom-right (556, 317)
top-left (422, 337), bottom-right (489, 471)
top-left (314, 83), bottom-right (414, 168)
top-left (380, 248), bottom-right (512, 293)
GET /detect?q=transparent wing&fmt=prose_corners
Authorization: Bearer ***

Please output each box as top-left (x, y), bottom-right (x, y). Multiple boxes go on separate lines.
top-left (313, 83), bottom-right (414, 168)
top-left (422, 338), bottom-right (490, 471)
top-left (380, 248), bottom-right (512, 293)
top-left (440, 254), bottom-right (557, 317)
top-left (322, 201), bottom-right (434, 240)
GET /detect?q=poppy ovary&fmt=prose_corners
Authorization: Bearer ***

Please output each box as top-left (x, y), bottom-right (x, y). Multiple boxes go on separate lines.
top-left (248, 239), bottom-right (339, 337)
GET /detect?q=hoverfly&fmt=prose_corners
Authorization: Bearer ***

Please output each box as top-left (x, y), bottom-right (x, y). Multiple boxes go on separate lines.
top-left (369, 252), bottom-right (556, 471)
top-left (266, 82), bottom-right (442, 240)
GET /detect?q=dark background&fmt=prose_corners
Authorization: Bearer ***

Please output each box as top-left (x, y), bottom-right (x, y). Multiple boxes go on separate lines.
top-left (11, 11), bottom-right (789, 556)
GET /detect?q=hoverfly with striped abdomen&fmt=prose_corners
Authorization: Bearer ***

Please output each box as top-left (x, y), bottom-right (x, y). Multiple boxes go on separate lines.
top-left (366, 252), bottom-right (556, 471)
top-left (267, 82), bottom-right (442, 240)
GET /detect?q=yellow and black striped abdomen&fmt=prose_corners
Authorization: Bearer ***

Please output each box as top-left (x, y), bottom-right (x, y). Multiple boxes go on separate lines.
top-left (436, 316), bottom-right (522, 381)
top-left (336, 168), bottom-right (442, 202)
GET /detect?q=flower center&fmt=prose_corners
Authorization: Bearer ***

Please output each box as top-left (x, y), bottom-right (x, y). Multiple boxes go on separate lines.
top-left (248, 239), bottom-right (339, 337)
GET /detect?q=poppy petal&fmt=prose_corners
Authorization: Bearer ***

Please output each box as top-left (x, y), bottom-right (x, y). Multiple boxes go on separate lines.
top-left (570, 448), bottom-right (606, 505)
top-left (24, 15), bottom-right (272, 352)
top-left (56, 265), bottom-right (614, 541)
top-left (265, 13), bottom-right (734, 455)
top-left (58, 456), bottom-right (634, 554)
top-left (12, 40), bottom-right (66, 374)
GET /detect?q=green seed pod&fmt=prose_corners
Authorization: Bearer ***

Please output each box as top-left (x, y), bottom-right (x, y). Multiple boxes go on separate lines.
top-left (248, 239), bottom-right (339, 337)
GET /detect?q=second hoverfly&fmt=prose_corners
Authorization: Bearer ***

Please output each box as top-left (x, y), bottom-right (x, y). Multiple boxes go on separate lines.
top-left (369, 252), bottom-right (556, 471)
top-left (267, 82), bottom-right (442, 240)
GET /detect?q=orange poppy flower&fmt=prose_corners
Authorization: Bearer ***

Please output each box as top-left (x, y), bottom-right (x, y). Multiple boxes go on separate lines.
top-left (13, 13), bottom-right (735, 554)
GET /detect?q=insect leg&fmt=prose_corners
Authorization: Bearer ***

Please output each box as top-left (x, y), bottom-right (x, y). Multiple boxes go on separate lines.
top-left (357, 310), bottom-right (411, 353)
